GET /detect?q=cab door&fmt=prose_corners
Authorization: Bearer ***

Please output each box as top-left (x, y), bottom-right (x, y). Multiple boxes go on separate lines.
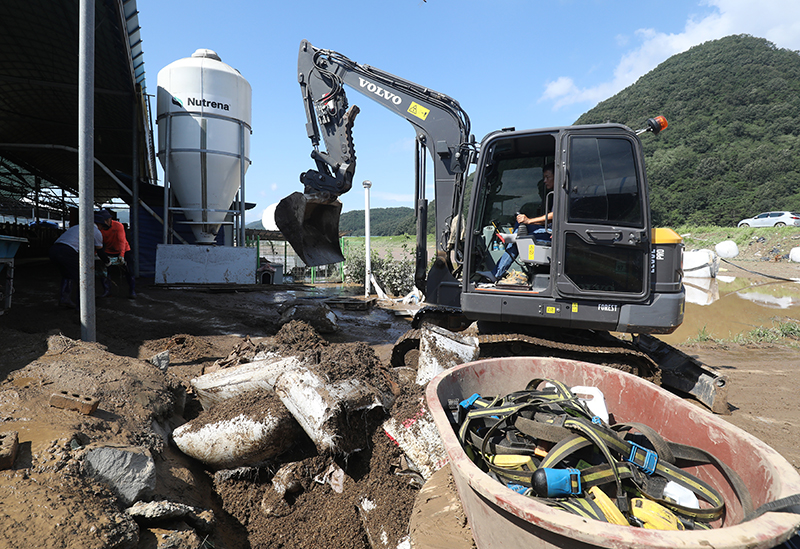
top-left (554, 129), bottom-right (650, 301)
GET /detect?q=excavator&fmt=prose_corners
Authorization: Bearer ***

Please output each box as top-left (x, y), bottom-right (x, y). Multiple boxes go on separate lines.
top-left (276, 39), bottom-right (728, 414)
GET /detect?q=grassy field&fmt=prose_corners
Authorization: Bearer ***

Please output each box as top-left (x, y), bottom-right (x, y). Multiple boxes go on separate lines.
top-left (342, 226), bottom-right (800, 261)
top-left (672, 224), bottom-right (800, 259)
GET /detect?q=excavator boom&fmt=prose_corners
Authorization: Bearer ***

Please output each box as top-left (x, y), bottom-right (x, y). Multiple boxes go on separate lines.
top-left (277, 39), bottom-right (472, 293)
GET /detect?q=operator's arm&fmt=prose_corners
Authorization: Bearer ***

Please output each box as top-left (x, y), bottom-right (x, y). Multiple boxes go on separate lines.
top-left (517, 212), bottom-right (553, 226)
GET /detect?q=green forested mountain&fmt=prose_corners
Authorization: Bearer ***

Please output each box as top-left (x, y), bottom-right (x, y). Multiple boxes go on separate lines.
top-left (318, 34), bottom-right (800, 233)
top-left (576, 34), bottom-right (800, 226)
top-left (339, 206), bottom-right (417, 236)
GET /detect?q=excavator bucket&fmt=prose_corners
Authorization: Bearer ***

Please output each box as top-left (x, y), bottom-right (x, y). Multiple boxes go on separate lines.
top-left (275, 192), bottom-right (345, 266)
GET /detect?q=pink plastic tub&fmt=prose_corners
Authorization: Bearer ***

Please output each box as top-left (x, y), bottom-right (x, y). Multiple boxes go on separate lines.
top-left (426, 357), bottom-right (800, 549)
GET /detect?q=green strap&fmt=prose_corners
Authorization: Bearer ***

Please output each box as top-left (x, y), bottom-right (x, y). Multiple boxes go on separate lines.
top-left (457, 379), bottom-right (737, 524)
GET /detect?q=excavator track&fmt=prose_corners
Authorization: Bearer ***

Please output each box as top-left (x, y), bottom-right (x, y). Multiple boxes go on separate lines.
top-left (474, 332), bottom-right (661, 384)
top-left (390, 308), bottom-right (730, 413)
top-left (391, 327), bottom-right (660, 384)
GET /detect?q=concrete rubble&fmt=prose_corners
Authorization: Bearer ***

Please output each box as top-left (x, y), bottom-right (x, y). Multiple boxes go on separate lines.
top-left (0, 298), bottom-right (468, 548)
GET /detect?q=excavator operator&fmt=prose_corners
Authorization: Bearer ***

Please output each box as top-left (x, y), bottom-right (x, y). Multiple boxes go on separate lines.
top-left (477, 163), bottom-right (554, 284)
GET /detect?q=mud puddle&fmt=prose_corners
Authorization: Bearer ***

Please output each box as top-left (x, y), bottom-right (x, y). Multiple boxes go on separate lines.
top-left (660, 270), bottom-right (800, 344)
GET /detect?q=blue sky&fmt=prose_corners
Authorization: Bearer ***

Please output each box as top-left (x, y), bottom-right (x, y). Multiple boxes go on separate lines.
top-left (135, 0), bottom-right (800, 224)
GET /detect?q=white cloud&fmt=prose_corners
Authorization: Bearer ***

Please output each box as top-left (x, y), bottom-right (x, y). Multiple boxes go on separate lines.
top-left (540, 0), bottom-right (800, 111)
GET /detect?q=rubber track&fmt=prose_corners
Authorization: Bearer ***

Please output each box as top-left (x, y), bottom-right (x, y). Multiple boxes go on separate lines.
top-left (390, 329), bottom-right (661, 384)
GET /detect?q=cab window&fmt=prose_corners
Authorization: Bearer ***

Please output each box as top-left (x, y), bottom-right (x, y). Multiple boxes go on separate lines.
top-left (567, 137), bottom-right (642, 227)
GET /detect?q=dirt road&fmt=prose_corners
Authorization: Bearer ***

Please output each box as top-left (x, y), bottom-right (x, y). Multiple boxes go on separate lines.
top-left (0, 257), bottom-right (798, 548)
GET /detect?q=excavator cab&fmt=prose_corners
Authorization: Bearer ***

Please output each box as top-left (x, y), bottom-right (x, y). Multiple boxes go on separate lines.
top-left (462, 123), bottom-right (684, 334)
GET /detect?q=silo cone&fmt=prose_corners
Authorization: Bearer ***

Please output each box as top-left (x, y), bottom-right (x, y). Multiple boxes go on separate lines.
top-left (157, 49), bottom-right (252, 244)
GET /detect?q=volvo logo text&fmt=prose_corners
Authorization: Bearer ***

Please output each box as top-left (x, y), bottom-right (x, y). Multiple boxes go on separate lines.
top-left (358, 77), bottom-right (402, 105)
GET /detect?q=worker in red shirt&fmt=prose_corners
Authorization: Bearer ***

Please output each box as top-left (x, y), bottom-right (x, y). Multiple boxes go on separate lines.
top-left (96, 209), bottom-right (136, 298)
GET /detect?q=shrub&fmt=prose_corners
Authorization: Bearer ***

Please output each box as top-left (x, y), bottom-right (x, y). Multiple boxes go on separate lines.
top-left (343, 243), bottom-right (415, 297)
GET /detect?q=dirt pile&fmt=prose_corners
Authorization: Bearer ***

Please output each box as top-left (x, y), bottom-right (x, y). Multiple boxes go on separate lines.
top-left (0, 331), bottom-right (203, 548)
top-left (0, 309), bottom-right (428, 548)
top-left (196, 320), bottom-right (419, 548)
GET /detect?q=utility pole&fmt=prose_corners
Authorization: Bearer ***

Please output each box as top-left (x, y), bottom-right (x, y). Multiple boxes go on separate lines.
top-left (363, 180), bottom-right (372, 298)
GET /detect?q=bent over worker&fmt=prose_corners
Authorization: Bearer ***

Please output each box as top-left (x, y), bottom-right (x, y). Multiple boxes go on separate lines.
top-left (95, 209), bottom-right (136, 298)
top-left (48, 213), bottom-right (108, 308)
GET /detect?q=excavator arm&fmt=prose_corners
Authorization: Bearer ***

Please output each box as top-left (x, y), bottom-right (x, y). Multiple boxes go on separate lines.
top-left (276, 39), bottom-right (473, 295)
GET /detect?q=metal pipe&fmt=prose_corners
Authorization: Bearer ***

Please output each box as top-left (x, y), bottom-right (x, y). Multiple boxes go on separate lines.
top-left (132, 86), bottom-right (140, 276)
top-left (163, 114), bottom-right (171, 244)
top-left (78, 0), bottom-right (96, 341)
top-left (239, 122), bottom-right (246, 246)
top-left (363, 180), bottom-right (372, 298)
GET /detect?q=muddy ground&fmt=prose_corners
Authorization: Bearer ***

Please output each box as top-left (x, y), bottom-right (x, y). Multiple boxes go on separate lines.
top-left (0, 248), bottom-right (799, 548)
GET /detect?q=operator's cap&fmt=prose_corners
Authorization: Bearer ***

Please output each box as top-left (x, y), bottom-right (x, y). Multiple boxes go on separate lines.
top-left (94, 209), bottom-right (112, 224)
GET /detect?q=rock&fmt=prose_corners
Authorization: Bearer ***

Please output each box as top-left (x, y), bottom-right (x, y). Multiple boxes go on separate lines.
top-left (790, 247), bottom-right (800, 263)
top-left (83, 446), bottom-right (156, 505)
top-left (149, 350), bottom-right (170, 372)
top-left (126, 500), bottom-right (215, 533)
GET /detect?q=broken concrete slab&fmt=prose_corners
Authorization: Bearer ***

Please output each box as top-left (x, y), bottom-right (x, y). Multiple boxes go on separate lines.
top-left (191, 355), bottom-right (391, 455)
top-left (416, 325), bottom-right (479, 386)
top-left (383, 400), bottom-right (447, 481)
top-left (190, 355), bottom-right (304, 410)
top-left (273, 365), bottom-right (387, 454)
top-left (172, 391), bottom-right (303, 469)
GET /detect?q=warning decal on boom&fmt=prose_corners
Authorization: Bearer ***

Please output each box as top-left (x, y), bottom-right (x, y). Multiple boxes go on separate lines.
top-left (407, 101), bottom-right (430, 121)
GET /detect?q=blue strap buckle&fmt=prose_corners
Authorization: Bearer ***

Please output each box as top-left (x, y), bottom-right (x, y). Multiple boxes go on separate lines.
top-left (566, 467), bottom-right (582, 495)
top-left (627, 442), bottom-right (658, 475)
top-left (459, 393), bottom-right (481, 409)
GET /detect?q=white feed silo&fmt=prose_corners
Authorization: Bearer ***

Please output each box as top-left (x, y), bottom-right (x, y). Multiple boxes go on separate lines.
top-left (156, 49), bottom-right (252, 244)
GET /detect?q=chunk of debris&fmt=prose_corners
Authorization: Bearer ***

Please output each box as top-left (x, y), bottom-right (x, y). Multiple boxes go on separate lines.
top-left (190, 336), bottom-right (393, 455)
top-left (126, 500), bottom-right (215, 533)
top-left (172, 390), bottom-right (303, 469)
top-left (49, 390), bottom-right (100, 415)
top-left (191, 355), bottom-right (305, 410)
top-left (277, 300), bottom-right (339, 334)
top-left (148, 350), bottom-right (169, 372)
top-left (0, 431), bottom-right (19, 470)
top-left (211, 335), bottom-right (260, 370)
top-left (383, 398), bottom-right (448, 481)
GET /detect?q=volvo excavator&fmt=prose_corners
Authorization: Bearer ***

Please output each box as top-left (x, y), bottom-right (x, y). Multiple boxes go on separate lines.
top-left (276, 39), bottom-right (728, 414)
